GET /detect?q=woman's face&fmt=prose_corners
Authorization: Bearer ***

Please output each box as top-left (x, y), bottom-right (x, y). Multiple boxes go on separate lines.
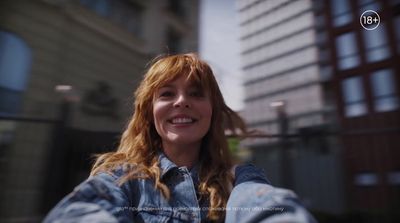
top-left (153, 75), bottom-right (212, 149)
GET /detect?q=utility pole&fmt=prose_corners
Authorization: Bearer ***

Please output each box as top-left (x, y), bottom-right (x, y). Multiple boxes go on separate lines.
top-left (271, 101), bottom-right (293, 189)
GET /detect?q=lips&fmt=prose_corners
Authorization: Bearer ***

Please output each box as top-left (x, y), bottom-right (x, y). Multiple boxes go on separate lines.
top-left (168, 115), bottom-right (197, 125)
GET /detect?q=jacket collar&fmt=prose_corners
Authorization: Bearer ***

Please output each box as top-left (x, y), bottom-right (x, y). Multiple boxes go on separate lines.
top-left (159, 152), bottom-right (178, 179)
top-left (158, 152), bottom-right (200, 184)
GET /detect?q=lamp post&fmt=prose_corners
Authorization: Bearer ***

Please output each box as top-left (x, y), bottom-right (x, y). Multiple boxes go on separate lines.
top-left (42, 85), bottom-right (79, 212)
top-left (270, 100), bottom-right (292, 189)
top-left (54, 85), bottom-right (79, 125)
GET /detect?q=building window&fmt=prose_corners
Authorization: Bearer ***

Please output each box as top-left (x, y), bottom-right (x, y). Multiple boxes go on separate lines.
top-left (387, 171), bottom-right (400, 185)
top-left (335, 32), bottom-right (360, 70)
top-left (370, 69), bottom-right (399, 112)
top-left (80, 0), bottom-right (143, 37)
top-left (358, 0), bottom-right (381, 15)
top-left (0, 31), bottom-right (31, 114)
top-left (341, 76), bottom-right (367, 117)
top-left (394, 16), bottom-right (400, 53)
top-left (80, 0), bottom-right (111, 17)
top-left (110, 1), bottom-right (143, 36)
top-left (331, 0), bottom-right (352, 27)
top-left (362, 24), bottom-right (390, 63)
top-left (354, 172), bottom-right (379, 186)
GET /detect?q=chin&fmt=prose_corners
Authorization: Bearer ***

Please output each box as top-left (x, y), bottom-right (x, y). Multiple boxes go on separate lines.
top-left (169, 136), bottom-right (202, 145)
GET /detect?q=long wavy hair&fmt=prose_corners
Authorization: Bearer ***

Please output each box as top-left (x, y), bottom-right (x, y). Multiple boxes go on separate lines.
top-left (91, 53), bottom-right (249, 221)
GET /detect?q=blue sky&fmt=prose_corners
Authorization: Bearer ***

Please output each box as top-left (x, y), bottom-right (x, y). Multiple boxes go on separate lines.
top-left (199, 0), bottom-right (244, 111)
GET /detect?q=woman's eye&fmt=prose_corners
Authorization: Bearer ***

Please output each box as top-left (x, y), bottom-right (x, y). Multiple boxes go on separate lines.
top-left (160, 91), bottom-right (174, 97)
top-left (190, 91), bottom-right (204, 97)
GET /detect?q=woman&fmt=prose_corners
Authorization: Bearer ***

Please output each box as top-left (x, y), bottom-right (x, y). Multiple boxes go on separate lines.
top-left (44, 53), bottom-right (269, 223)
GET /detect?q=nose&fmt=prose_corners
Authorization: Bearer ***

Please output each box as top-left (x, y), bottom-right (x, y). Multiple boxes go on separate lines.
top-left (173, 94), bottom-right (191, 108)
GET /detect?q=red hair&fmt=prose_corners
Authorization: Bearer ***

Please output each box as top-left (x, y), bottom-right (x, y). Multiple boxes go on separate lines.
top-left (91, 53), bottom-right (249, 221)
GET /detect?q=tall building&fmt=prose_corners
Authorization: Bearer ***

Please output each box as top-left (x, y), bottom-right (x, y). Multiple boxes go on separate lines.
top-left (237, 0), bottom-right (400, 220)
top-left (237, 0), bottom-right (344, 215)
top-left (317, 0), bottom-right (400, 215)
top-left (0, 0), bottom-right (199, 221)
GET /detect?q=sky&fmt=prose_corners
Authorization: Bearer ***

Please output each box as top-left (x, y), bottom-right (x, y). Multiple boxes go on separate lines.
top-left (199, 0), bottom-right (244, 111)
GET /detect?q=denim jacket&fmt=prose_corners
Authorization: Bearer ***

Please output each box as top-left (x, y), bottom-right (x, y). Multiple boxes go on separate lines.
top-left (43, 153), bottom-right (315, 223)
top-left (226, 182), bottom-right (317, 223)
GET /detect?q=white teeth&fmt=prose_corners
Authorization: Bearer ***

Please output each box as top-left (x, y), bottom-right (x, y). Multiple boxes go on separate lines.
top-left (171, 118), bottom-right (193, 124)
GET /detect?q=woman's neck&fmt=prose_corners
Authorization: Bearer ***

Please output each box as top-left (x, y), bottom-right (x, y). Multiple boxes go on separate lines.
top-left (162, 142), bottom-right (200, 169)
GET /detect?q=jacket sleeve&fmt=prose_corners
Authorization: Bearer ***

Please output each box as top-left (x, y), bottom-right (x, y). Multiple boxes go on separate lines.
top-left (226, 182), bottom-right (318, 223)
top-left (233, 163), bottom-right (271, 186)
top-left (43, 172), bottom-right (133, 223)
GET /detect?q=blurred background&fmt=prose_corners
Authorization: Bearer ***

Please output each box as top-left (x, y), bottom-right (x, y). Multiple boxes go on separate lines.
top-left (0, 0), bottom-right (399, 222)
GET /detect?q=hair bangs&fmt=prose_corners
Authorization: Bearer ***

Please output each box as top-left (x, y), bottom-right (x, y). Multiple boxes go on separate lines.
top-left (147, 54), bottom-right (214, 96)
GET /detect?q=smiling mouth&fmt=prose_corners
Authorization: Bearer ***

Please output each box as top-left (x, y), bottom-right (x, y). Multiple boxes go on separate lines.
top-left (168, 117), bottom-right (197, 124)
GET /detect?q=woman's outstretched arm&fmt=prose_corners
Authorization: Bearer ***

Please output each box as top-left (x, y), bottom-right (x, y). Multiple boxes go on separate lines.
top-left (43, 172), bottom-right (132, 223)
top-left (228, 164), bottom-right (317, 223)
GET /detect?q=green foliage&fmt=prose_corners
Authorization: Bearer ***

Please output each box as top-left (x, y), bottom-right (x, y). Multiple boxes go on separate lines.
top-left (228, 137), bottom-right (239, 154)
